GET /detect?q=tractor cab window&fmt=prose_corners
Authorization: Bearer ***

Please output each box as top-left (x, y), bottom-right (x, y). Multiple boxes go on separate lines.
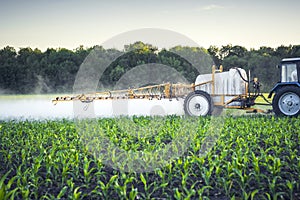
top-left (281, 63), bottom-right (298, 82)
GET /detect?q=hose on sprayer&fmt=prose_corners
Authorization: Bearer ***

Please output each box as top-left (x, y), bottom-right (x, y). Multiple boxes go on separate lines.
top-left (234, 67), bottom-right (249, 83)
top-left (234, 68), bottom-right (272, 105)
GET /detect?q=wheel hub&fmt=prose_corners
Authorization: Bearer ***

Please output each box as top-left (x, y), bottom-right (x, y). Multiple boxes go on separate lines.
top-left (282, 97), bottom-right (297, 110)
top-left (195, 103), bottom-right (201, 110)
top-left (279, 92), bottom-right (300, 116)
top-left (287, 101), bottom-right (293, 107)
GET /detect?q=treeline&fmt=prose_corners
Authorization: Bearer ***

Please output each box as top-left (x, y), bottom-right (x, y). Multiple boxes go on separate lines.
top-left (0, 42), bottom-right (300, 94)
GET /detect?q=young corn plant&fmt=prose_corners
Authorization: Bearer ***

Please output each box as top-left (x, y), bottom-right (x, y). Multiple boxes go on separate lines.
top-left (83, 156), bottom-right (96, 183)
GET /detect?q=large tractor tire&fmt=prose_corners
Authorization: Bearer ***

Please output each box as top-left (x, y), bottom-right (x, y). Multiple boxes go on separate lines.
top-left (272, 86), bottom-right (300, 117)
top-left (184, 90), bottom-right (213, 116)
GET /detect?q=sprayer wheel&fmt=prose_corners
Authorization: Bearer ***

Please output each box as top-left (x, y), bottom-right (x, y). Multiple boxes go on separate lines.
top-left (184, 90), bottom-right (213, 116)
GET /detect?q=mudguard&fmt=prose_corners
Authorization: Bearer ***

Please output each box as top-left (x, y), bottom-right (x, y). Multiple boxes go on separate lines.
top-left (268, 82), bottom-right (300, 98)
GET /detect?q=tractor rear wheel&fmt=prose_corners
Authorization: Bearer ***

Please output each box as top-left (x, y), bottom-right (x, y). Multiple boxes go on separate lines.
top-left (272, 86), bottom-right (300, 117)
top-left (184, 90), bottom-right (213, 116)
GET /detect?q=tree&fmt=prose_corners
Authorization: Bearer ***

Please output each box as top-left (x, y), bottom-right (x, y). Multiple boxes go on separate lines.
top-left (257, 46), bottom-right (275, 57)
top-left (169, 46), bottom-right (213, 75)
top-left (222, 55), bottom-right (248, 70)
top-left (0, 46), bottom-right (17, 93)
top-left (291, 45), bottom-right (300, 57)
top-left (124, 41), bottom-right (157, 53)
top-left (247, 51), bottom-right (280, 92)
top-left (274, 45), bottom-right (292, 58)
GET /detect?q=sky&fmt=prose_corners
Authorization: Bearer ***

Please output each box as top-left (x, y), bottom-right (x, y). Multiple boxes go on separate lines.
top-left (0, 0), bottom-right (300, 51)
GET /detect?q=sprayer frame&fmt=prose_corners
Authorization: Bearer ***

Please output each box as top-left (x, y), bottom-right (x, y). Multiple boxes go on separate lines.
top-left (191, 66), bottom-right (266, 113)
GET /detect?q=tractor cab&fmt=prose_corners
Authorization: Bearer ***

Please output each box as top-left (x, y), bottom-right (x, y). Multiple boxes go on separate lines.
top-left (269, 58), bottom-right (300, 117)
top-left (280, 58), bottom-right (300, 83)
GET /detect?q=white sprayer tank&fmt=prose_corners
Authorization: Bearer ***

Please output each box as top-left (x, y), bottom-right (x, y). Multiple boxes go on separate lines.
top-left (195, 68), bottom-right (248, 106)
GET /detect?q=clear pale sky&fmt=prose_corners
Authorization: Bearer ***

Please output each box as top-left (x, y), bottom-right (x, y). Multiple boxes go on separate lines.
top-left (1, 0), bottom-right (299, 50)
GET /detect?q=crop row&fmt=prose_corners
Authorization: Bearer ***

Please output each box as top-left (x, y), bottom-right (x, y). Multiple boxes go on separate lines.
top-left (0, 116), bottom-right (299, 199)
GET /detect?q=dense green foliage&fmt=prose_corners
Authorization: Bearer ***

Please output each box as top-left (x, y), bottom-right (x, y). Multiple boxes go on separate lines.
top-left (0, 116), bottom-right (299, 199)
top-left (1, 43), bottom-right (300, 94)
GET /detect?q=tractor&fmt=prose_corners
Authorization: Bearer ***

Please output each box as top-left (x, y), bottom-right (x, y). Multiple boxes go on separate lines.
top-left (269, 58), bottom-right (300, 117)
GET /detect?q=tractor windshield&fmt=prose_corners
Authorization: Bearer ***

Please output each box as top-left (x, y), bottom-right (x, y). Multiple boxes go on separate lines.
top-left (281, 63), bottom-right (298, 82)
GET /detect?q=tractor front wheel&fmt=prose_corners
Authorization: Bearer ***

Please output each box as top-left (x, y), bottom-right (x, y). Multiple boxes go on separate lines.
top-left (272, 86), bottom-right (300, 117)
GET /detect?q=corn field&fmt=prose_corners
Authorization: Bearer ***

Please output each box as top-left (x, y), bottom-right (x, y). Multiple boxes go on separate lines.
top-left (0, 116), bottom-right (299, 199)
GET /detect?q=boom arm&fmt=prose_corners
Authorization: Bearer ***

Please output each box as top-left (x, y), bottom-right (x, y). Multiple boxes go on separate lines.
top-left (52, 83), bottom-right (200, 105)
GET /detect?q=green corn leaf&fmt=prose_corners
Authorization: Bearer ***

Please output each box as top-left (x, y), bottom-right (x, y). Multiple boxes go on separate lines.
top-left (5, 187), bottom-right (19, 200)
top-left (174, 188), bottom-right (181, 200)
top-left (250, 189), bottom-right (259, 200)
top-left (56, 186), bottom-right (68, 199)
top-left (0, 170), bottom-right (11, 199)
top-left (0, 184), bottom-right (5, 200)
top-left (160, 182), bottom-right (168, 187)
top-left (129, 188), bottom-right (137, 200)
top-left (140, 173), bottom-right (147, 187)
top-left (108, 175), bottom-right (118, 185)
top-left (73, 187), bottom-right (82, 200)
